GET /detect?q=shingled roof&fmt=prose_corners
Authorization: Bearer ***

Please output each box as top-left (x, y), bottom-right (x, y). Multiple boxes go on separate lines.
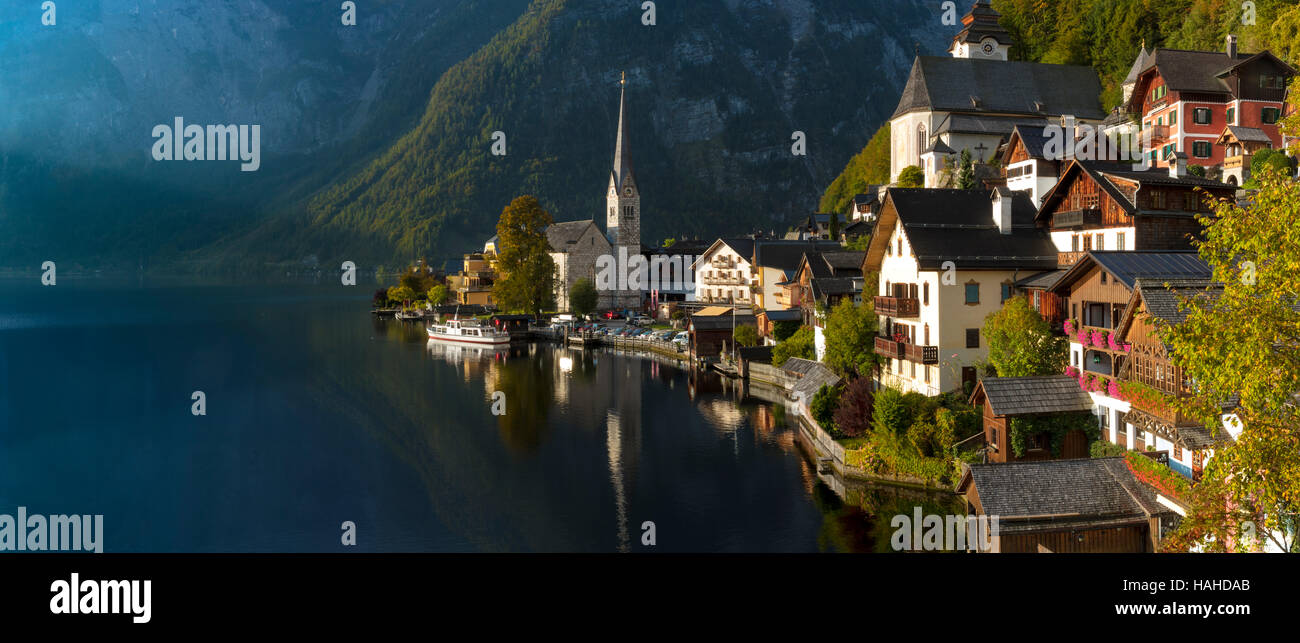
top-left (752, 240), bottom-right (844, 273)
top-left (546, 220), bottom-right (603, 253)
top-left (876, 188), bottom-right (1057, 271)
top-left (892, 57), bottom-right (1104, 120)
top-left (959, 457), bottom-right (1167, 534)
top-left (1050, 251), bottom-right (1211, 295)
top-left (972, 375), bottom-right (1095, 417)
top-left (1037, 161), bottom-right (1235, 224)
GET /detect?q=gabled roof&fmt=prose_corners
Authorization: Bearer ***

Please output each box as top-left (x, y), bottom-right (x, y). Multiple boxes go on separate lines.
top-left (751, 240), bottom-right (844, 272)
top-left (690, 238), bottom-right (758, 270)
top-left (1006, 124), bottom-right (1056, 160)
top-left (869, 188), bottom-right (1057, 271)
top-left (1015, 269), bottom-right (1067, 290)
top-left (951, 0), bottom-right (1013, 46)
top-left (1214, 50), bottom-right (1297, 79)
top-left (810, 277), bottom-right (861, 301)
top-left (758, 308), bottom-right (802, 322)
top-left (1123, 46), bottom-right (1151, 86)
top-left (546, 220), bottom-right (605, 253)
top-left (1049, 251), bottom-right (1211, 294)
top-left (781, 358), bottom-right (842, 405)
top-left (971, 375), bottom-right (1095, 416)
top-left (1115, 278), bottom-right (1223, 343)
top-left (935, 113), bottom-right (1048, 139)
top-left (1036, 160), bottom-right (1235, 224)
top-left (1217, 125), bottom-right (1273, 145)
top-left (892, 57), bottom-right (1104, 120)
top-left (958, 457), bottom-right (1167, 533)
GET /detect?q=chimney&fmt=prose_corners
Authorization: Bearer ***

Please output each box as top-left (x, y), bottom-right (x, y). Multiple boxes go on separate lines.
top-left (992, 188), bottom-right (1013, 235)
top-left (1169, 151), bottom-right (1188, 178)
top-left (1226, 34), bottom-right (1238, 59)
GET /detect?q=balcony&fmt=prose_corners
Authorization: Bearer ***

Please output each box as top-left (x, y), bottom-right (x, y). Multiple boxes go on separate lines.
top-left (1147, 124), bottom-right (1171, 146)
top-left (874, 336), bottom-right (938, 364)
top-left (1224, 154), bottom-right (1246, 170)
top-left (874, 296), bottom-right (920, 318)
top-left (1053, 208), bottom-right (1102, 229)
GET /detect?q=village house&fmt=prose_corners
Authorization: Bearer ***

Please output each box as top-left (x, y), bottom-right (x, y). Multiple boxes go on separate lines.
top-left (890, 0), bottom-right (1105, 186)
top-left (691, 239), bottom-right (757, 308)
top-left (447, 252), bottom-right (496, 307)
top-left (1047, 251), bottom-right (1214, 458)
top-left (750, 240), bottom-right (844, 311)
top-left (1123, 35), bottom-right (1295, 181)
top-left (864, 187), bottom-right (1057, 397)
top-left (969, 375), bottom-right (1097, 463)
top-left (688, 306), bottom-right (756, 359)
top-left (957, 457), bottom-right (1178, 552)
top-left (755, 308), bottom-right (802, 346)
top-left (791, 251), bottom-right (865, 359)
top-left (1113, 279), bottom-right (1236, 480)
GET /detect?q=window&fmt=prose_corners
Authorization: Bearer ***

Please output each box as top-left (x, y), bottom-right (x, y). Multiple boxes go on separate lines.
top-left (924, 324), bottom-right (930, 345)
top-left (1173, 444), bottom-right (1183, 461)
top-left (1184, 192), bottom-right (1200, 211)
top-left (964, 283), bottom-right (980, 304)
top-left (897, 238), bottom-right (903, 256)
top-left (910, 362), bottom-right (916, 378)
top-left (990, 428), bottom-right (998, 447)
top-left (1263, 107), bottom-right (1281, 124)
top-left (1000, 283), bottom-right (1012, 302)
top-left (1094, 234), bottom-right (1104, 251)
top-left (1168, 109), bottom-right (1177, 126)
top-left (966, 329), bottom-right (980, 348)
top-left (1100, 271), bottom-right (1108, 285)
top-left (924, 365), bottom-right (930, 383)
top-left (1151, 190), bottom-right (1166, 209)
top-left (1116, 232), bottom-right (1126, 250)
top-left (923, 282), bottom-right (930, 306)
top-left (1192, 141), bottom-right (1211, 158)
top-left (1071, 234), bottom-right (1080, 252)
top-left (1226, 107), bottom-right (1235, 125)
top-left (1260, 75), bottom-right (1286, 90)
top-left (1193, 108), bottom-right (1211, 125)
top-left (1083, 235), bottom-right (1092, 251)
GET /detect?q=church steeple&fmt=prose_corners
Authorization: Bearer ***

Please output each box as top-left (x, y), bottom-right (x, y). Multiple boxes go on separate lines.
top-left (949, 0), bottom-right (1012, 60)
top-left (612, 71), bottom-right (634, 191)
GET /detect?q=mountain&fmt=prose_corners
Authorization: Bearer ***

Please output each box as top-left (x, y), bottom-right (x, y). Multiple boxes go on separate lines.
top-left (818, 0), bottom-right (1300, 208)
top-left (227, 0), bottom-right (948, 269)
top-left (0, 0), bottom-right (531, 270)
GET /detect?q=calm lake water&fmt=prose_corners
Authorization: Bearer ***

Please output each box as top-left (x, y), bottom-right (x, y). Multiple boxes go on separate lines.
top-left (0, 277), bottom-right (958, 552)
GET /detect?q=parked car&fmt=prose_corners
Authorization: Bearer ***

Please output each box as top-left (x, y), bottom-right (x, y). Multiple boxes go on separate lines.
top-left (602, 310), bottom-right (625, 320)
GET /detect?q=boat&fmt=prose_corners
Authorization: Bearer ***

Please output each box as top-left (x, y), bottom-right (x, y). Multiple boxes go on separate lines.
top-left (426, 316), bottom-right (511, 346)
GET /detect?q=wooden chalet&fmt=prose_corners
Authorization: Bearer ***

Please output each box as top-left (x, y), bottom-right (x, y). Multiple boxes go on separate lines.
top-left (1035, 160), bottom-right (1235, 267)
top-left (957, 457), bottom-right (1177, 552)
top-left (969, 375), bottom-right (1096, 463)
top-left (1114, 279), bottom-right (1233, 479)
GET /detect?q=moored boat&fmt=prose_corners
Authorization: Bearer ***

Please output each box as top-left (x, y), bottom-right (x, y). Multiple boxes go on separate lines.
top-left (427, 316), bottom-right (511, 345)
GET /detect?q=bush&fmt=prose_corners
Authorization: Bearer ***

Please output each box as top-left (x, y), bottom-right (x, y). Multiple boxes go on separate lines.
top-left (811, 384), bottom-right (841, 435)
top-left (832, 377), bottom-right (874, 438)
top-left (773, 326), bottom-right (815, 366)
top-left (1090, 440), bottom-right (1126, 458)
top-left (733, 324), bottom-right (759, 348)
top-left (897, 165), bottom-right (925, 188)
top-left (772, 319), bottom-right (801, 341)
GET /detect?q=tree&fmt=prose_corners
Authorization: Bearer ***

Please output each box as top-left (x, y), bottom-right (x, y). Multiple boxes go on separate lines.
top-left (771, 319), bottom-right (801, 342)
top-left (828, 211), bottom-right (840, 240)
top-left (823, 299), bottom-right (880, 378)
top-left (400, 261), bottom-right (435, 295)
top-left (733, 324), bottom-right (759, 348)
top-left (569, 277), bottom-right (598, 316)
top-left (810, 384), bottom-right (841, 435)
top-left (844, 233), bottom-right (871, 252)
top-left (820, 124), bottom-right (891, 214)
top-left (1245, 148), bottom-right (1293, 188)
top-left (955, 149), bottom-right (976, 189)
top-left (981, 296), bottom-right (1067, 377)
top-left (492, 196), bottom-right (557, 315)
top-left (832, 376), bottom-right (875, 438)
top-left (427, 284), bottom-right (450, 306)
top-left (387, 285), bottom-right (416, 307)
top-left (896, 165), bottom-right (924, 188)
top-left (1160, 167), bottom-right (1300, 552)
top-left (772, 326), bottom-right (815, 366)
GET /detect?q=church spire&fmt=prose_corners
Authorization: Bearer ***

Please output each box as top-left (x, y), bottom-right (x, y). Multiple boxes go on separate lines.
top-left (612, 71), bottom-right (633, 190)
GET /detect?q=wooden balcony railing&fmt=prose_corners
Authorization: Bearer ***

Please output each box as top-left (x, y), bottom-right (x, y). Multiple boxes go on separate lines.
top-left (1058, 251), bottom-right (1087, 267)
top-left (874, 337), bottom-right (938, 364)
top-left (1148, 124), bottom-right (1171, 145)
top-left (874, 296), bottom-right (920, 318)
top-left (1224, 155), bottom-right (1246, 169)
top-left (1054, 208), bottom-right (1102, 229)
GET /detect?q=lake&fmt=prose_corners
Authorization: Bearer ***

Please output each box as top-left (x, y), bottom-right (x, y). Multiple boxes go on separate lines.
top-left (0, 277), bottom-right (958, 552)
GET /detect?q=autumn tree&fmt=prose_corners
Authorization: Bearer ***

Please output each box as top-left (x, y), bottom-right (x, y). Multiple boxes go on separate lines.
top-left (896, 165), bottom-right (924, 188)
top-left (823, 298), bottom-right (880, 378)
top-left (1160, 168), bottom-right (1300, 553)
top-left (493, 196), bottom-right (557, 316)
top-left (982, 296), bottom-right (1067, 377)
top-left (569, 278), bottom-right (598, 316)
top-left (833, 376), bottom-right (875, 438)
top-left (427, 284), bottom-right (450, 306)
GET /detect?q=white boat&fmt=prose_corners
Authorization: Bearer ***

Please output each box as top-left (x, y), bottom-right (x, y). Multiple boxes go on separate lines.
top-left (426, 317), bottom-right (511, 346)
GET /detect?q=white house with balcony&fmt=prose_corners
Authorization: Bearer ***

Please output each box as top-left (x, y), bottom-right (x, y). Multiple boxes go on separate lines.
top-left (690, 238), bottom-right (758, 308)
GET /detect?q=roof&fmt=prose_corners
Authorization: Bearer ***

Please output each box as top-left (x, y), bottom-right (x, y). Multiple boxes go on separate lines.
top-left (1007, 124), bottom-right (1056, 160)
top-left (1219, 125), bottom-right (1273, 144)
top-left (951, 0), bottom-right (1013, 46)
top-left (1135, 279), bottom-right (1223, 326)
top-left (546, 220), bottom-right (602, 252)
top-left (1015, 269), bottom-right (1067, 290)
top-left (752, 240), bottom-right (844, 272)
top-left (971, 375), bottom-right (1095, 416)
top-left (811, 277), bottom-right (862, 301)
top-left (1037, 160), bottom-right (1235, 223)
top-left (935, 113), bottom-right (1047, 139)
top-left (736, 345), bottom-right (773, 364)
top-left (878, 188), bottom-right (1058, 271)
top-left (693, 306), bottom-right (735, 317)
top-left (611, 78), bottom-right (634, 190)
top-left (891, 56), bottom-right (1104, 120)
top-left (691, 238), bottom-right (758, 270)
top-left (781, 358), bottom-right (842, 404)
top-left (758, 308), bottom-right (802, 322)
top-left (1123, 47), bottom-right (1151, 85)
top-left (960, 457), bottom-right (1166, 533)
top-left (1050, 251), bottom-right (1211, 293)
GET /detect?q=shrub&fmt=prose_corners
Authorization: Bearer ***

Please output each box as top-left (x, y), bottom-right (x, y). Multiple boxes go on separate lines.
top-left (832, 377), bottom-right (874, 438)
top-left (1091, 440), bottom-right (1126, 458)
top-left (810, 384), bottom-right (841, 435)
top-left (773, 326), bottom-right (816, 366)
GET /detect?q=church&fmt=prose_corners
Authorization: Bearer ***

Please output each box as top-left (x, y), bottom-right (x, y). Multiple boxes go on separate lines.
top-left (890, 0), bottom-right (1106, 188)
top-left (548, 72), bottom-right (643, 312)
